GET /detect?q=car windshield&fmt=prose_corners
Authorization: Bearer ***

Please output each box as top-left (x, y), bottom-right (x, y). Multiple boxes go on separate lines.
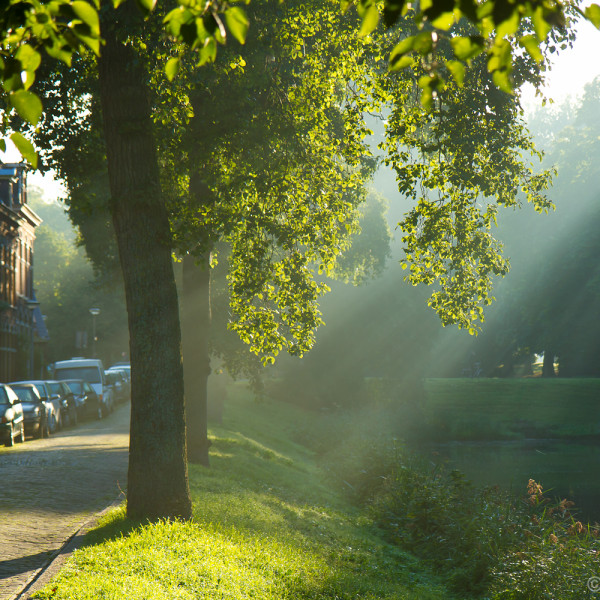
top-left (55, 367), bottom-right (101, 384)
top-left (12, 387), bottom-right (38, 403)
top-left (47, 383), bottom-right (60, 394)
top-left (0, 388), bottom-right (8, 405)
top-left (64, 381), bottom-right (83, 394)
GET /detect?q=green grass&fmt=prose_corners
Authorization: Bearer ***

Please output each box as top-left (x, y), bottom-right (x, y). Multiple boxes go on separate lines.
top-left (33, 384), bottom-right (450, 600)
top-left (422, 378), bottom-right (600, 439)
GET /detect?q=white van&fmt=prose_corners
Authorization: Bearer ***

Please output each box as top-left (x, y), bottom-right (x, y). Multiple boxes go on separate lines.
top-left (53, 358), bottom-right (114, 417)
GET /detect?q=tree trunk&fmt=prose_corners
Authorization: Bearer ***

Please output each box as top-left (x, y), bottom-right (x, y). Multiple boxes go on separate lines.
top-left (182, 253), bottom-right (211, 466)
top-left (542, 350), bottom-right (556, 377)
top-left (97, 5), bottom-right (191, 520)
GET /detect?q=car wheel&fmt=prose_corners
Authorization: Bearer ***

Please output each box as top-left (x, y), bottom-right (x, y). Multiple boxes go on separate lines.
top-left (48, 414), bottom-right (57, 434)
top-left (17, 422), bottom-right (25, 443)
top-left (71, 410), bottom-right (78, 427)
top-left (5, 423), bottom-right (14, 447)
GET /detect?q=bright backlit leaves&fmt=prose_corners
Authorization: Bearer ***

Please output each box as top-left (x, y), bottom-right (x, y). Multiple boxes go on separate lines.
top-left (0, 0), bottom-right (250, 164)
top-left (346, 0), bottom-right (600, 106)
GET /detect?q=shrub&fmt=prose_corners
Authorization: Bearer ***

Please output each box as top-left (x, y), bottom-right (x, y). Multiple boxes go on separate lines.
top-left (344, 441), bottom-right (600, 598)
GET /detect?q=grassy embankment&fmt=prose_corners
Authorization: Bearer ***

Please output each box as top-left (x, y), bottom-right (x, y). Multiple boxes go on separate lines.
top-left (33, 384), bottom-right (450, 600)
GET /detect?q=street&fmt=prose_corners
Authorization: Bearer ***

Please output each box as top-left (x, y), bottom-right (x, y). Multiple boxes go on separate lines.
top-left (0, 403), bottom-right (129, 600)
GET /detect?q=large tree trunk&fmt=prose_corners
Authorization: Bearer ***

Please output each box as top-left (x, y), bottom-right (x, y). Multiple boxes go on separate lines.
top-left (182, 253), bottom-right (211, 466)
top-left (97, 4), bottom-right (191, 520)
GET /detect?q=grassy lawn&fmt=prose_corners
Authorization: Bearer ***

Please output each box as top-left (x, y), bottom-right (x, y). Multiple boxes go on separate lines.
top-left (33, 384), bottom-right (450, 600)
top-left (422, 378), bottom-right (600, 439)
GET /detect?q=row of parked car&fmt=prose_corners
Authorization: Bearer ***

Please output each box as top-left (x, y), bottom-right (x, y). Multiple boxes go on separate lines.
top-left (0, 359), bottom-right (131, 447)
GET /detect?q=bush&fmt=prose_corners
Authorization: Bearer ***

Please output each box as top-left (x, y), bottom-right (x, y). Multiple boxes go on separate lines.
top-left (365, 450), bottom-right (600, 598)
top-left (291, 402), bottom-right (600, 599)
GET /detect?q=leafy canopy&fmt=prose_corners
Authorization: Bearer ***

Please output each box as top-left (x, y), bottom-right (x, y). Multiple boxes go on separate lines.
top-left (346, 0), bottom-right (599, 103)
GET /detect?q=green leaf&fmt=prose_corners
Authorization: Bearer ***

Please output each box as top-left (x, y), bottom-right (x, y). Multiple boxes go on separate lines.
top-left (446, 60), bottom-right (465, 86)
top-left (421, 86), bottom-right (434, 110)
top-left (165, 57), bottom-right (180, 81)
top-left (585, 3), bottom-right (600, 29)
top-left (492, 68), bottom-right (513, 94)
top-left (488, 38), bottom-right (511, 74)
top-left (413, 31), bottom-right (433, 54)
top-left (383, 0), bottom-right (407, 27)
top-left (519, 34), bottom-right (543, 63)
top-left (357, 1), bottom-right (379, 37)
top-left (225, 6), bottom-right (249, 44)
top-left (0, 140), bottom-right (6, 153)
top-left (134, 0), bottom-right (156, 15)
top-left (418, 74), bottom-right (433, 89)
top-left (112, 0), bottom-right (127, 7)
top-left (71, 1), bottom-right (100, 34)
top-left (450, 35), bottom-right (484, 61)
top-left (390, 55), bottom-right (414, 71)
top-left (198, 37), bottom-right (217, 66)
top-left (15, 45), bottom-right (41, 74)
top-left (10, 90), bottom-right (43, 126)
top-left (431, 11), bottom-right (455, 29)
top-left (2, 58), bottom-right (24, 93)
top-left (390, 35), bottom-right (415, 59)
top-left (495, 10), bottom-right (519, 38)
top-left (45, 44), bottom-right (73, 66)
top-left (532, 6), bottom-right (551, 41)
top-left (10, 132), bottom-right (37, 168)
top-left (72, 28), bottom-right (101, 55)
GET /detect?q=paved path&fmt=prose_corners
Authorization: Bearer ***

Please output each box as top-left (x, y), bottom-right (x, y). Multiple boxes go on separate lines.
top-left (0, 403), bottom-right (130, 600)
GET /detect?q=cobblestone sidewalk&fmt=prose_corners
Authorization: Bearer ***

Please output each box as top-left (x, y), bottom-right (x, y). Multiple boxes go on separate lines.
top-left (0, 404), bottom-right (129, 600)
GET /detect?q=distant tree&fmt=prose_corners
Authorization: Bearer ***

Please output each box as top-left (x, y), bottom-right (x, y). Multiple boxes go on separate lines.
top-left (379, 45), bottom-right (555, 333)
top-left (28, 187), bottom-right (74, 242)
top-left (452, 78), bottom-right (600, 377)
top-left (33, 218), bottom-right (128, 367)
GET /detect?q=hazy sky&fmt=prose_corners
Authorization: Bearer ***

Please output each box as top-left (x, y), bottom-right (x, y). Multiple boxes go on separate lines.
top-left (522, 15), bottom-right (600, 114)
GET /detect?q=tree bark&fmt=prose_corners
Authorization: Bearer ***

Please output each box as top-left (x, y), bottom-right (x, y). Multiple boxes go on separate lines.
top-left (97, 5), bottom-right (191, 520)
top-left (542, 350), bottom-right (556, 377)
top-left (182, 253), bottom-right (211, 466)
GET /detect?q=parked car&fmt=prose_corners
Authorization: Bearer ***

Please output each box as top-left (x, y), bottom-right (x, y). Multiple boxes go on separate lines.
top-left (105, 370), bottom-right (128, 404)
top-left (114, 368), bottom-right (131, 400)
top-left (61, 379), bottom-right (103, 420)
top-left (110, 361), bottom-right (130, 373)
top-left (11, 380), bottom-right (62, 432)
top-left (0, 384), bottom-right (25, 446)
top-left (9, 383), bottom-right (50, 439)
top-left (53, 358), bottom-right (114, 416)
top-left (46, 380), bottom-right (78, 427)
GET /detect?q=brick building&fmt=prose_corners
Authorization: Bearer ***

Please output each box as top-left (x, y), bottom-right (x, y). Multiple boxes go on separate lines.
top-left (0, 163), bottom-right (45, 381)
